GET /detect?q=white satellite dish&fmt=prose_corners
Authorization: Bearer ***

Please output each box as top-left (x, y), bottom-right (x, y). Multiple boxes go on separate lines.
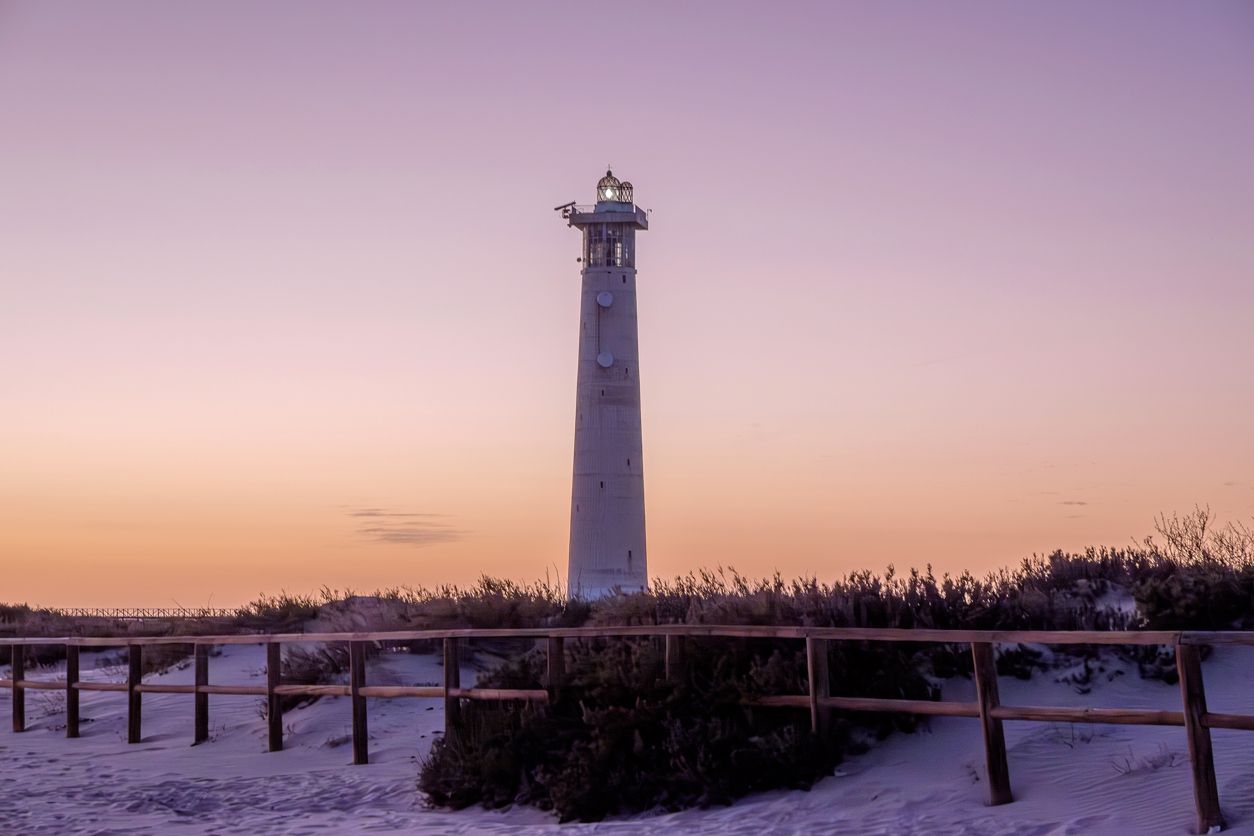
top-left (596, 291), bottom-right (614, 308)
top-left (597, 352), bottom-right (614, 368)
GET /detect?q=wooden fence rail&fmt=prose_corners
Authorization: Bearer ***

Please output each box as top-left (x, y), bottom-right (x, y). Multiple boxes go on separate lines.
top-left (3, 626), bottom-right (1250, 834)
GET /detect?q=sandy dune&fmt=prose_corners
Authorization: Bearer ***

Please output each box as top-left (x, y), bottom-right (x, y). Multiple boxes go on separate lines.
top-left (4, 643), bottom-right (1254, 834)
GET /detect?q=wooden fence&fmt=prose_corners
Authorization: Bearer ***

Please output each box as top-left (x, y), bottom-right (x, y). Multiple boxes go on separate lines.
top-left (3, 625), bottom-right (1252, 834)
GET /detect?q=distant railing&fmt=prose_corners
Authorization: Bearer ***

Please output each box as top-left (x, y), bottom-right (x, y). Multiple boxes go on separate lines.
top-left (2, 625), bottom-right (1247, 834)
top-left (564, 203), bottom-right (641, 217)
top-left (48, 608), bottom-right (240, 620)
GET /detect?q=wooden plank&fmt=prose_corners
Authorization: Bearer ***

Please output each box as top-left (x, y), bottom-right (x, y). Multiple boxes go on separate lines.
top-left (14, 680), bottom-right (66, 691)
top-left (992, 705), bottom-right (1185, 726)
top-left (745, 694), bottom-right (810, 708)
top-left (74, 682), bottom-right (128, 693)
top-left (746, 694), bottom-right (980, 717)
top-left (266, 642), bottom-right (283, 753)
top-left (194, 644), bottom-right (209, 744)
top-left (447, 688), bottom-right (549, 701)
top-left (546, 636), bottom-right (565, 699)
top-left (1181, 631), bottom-right (1254, 647)
top-left (127, 644), bottom-right (142, 744)
top-left (134, 684), bottom-right (197, 694)
top-left (10, 645), bottom-right (24, 732)
top-left (823, 696), bottom-right (981, 718)
top-left (195, 685), bottom-right (268, 696)
top-left (664, 634), bottom-right (686, 684)
top-left (1177, 643), bottom-right (1224, 833)
top-left (806, 627), bottom-right (1182, 647)
top-left (356, 685), bottom-right (440, 698)
top-left (444, 637), bottom-right (461, 737)
top-left (806, 637), bottom-right (830, 736)
top-left (66, 645), bottom-right (79, 738)
top-left (349, 640), bottom-right (368, 765)
top-left (275, 684), bottom-right (353, 697)
top-left (7, 625), bottom-right (1212, 648)
top-left (972, 642), bottom-right (1012, 805)
top-left (0, 625), bottom-right (1182, 646)
top-left (1204, 711), bottom-right (1254, 732)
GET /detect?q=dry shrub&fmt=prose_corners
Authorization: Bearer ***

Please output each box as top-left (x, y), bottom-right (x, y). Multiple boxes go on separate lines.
top-left (420, 638), bottom-right (852, 821)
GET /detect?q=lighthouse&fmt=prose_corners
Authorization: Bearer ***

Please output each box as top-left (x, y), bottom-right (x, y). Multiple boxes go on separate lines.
top-left (559, 170), bottom-right (649, 598)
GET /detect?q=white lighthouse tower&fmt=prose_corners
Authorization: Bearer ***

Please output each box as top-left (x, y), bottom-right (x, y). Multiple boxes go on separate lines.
top-left (559, 170), bottom-right (649, 598)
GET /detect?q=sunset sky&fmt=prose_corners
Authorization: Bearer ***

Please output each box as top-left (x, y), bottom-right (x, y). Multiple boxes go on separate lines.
top-left (2, 1), bottom-right (1252, 607)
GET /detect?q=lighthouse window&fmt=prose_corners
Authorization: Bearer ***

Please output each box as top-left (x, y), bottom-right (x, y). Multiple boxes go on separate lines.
top-left (584, 224), bottom-right (634, 268)
top-left (600, 481), bottom-right (605, 489)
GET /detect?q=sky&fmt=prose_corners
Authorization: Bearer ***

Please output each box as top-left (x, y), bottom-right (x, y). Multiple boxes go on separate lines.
top-left (1, 1), bottom-right (1252, 608)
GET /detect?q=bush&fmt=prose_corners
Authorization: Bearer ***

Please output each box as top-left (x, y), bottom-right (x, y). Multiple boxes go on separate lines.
top-left (420, 638), bottom-right (858, 821)
top-left (1132, 565), bottom-right (1254, 630)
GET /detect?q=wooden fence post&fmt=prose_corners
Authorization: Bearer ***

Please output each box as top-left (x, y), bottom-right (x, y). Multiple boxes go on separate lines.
top-left (806, 636), bottom-right (830, 737)
top-left (266, 642), bottom-right (283, 753)
top-left (971, 642), bottom-right (1012, 805)
top-left (11, 645), bottom-right (24, 733)
top-left (127, 644), bottom-right (143, 744)
top-left (444, 637), bottom-right (461, 737)
top-left (349, 641), bottom-right (368, 765)
top-left (1177, 642), bottom-right (1224, 834)
top-left (65, 644), bottom-right (79, 738)
top-left (194, 644), bottom-right (209, 744)
top-left (665, 634), bottom-right (686, 685)
top-left (546, 637), bottom-right (565, 701)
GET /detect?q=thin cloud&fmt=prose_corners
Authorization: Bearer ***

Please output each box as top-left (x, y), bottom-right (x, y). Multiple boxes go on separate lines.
top-left (1059, 501), bottom-right (1089, 506)
top-left (347, 507), bottom-right (465, 546)
top-left (348, 507), bottom-right (448, 519)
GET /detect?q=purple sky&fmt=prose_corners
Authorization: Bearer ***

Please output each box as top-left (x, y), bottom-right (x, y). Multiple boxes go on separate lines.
top-left (2, 1), bottom-right (1252, 605)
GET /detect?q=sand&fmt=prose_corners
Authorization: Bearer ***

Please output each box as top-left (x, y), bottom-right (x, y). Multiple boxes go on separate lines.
top-left (4, 642), bottom-right (1254, 834)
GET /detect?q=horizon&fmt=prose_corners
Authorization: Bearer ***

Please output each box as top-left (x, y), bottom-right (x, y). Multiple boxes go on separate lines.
top-left (3, 0), bottom-right (1253, 608)
top-left (6, 507), bottom-right (1245, 612)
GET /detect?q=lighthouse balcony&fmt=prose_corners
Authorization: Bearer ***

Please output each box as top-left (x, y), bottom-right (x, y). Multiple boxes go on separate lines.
top-left (566, 204), bottom-right (648, 230)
